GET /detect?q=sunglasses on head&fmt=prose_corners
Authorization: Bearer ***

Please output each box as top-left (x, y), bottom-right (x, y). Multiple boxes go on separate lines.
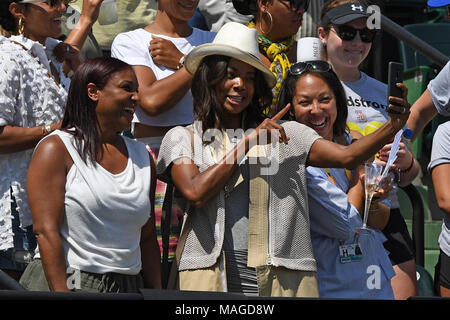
top-left (288, 60), bottom-right (332, 76)
top-left (333, 25), bottom-right (377, 43)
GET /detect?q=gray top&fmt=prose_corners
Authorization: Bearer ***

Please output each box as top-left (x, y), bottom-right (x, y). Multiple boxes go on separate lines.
top-left (428, 60), bottom-right (450, 116)
top-left (428, 121), bottom-right (450, 257)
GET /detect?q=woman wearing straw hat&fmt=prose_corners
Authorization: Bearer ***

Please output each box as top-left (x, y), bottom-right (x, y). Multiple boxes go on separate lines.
top-left (156, 22), bottom-right (410, 297)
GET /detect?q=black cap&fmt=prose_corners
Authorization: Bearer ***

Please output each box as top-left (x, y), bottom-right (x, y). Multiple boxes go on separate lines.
top-left (321, 3), bottom-right (371, 26)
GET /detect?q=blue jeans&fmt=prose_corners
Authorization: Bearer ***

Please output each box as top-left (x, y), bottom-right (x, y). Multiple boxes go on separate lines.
top-left (0, 191), bottom-right (36, 271)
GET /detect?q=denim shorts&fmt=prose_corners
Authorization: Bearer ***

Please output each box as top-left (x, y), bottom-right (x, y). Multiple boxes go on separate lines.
top-left (0, 193), bottom-right (37, 271)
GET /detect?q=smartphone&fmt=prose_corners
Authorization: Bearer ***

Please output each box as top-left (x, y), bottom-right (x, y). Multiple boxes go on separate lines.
top-left (387, 62), bottom-right (404, 99)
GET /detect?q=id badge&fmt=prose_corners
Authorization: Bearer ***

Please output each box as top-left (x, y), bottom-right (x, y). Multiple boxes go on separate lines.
top-left (339, 244), bottom-right (363, 263)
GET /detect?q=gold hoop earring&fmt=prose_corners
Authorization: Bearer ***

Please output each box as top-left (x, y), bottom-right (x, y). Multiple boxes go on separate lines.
top-left (259, 10), bottom-right (273, 36)
top-left (18, 18), bottom-right (25, 35)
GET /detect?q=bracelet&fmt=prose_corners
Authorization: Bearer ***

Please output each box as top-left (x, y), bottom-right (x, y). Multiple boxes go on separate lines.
top-left (400, 154), bottom-right (415, 173)
top-left (177, 55), bottom-right (185, 70)
top-left (41, 124), bottom-right (52, 136)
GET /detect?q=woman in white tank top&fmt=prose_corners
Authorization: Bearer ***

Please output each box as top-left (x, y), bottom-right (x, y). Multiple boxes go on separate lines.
top-left (19, 57), bottom-right (161, 293)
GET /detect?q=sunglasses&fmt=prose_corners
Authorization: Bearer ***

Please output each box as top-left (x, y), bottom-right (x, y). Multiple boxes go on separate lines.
top-left (333, 25), bottom-right (377, 43)
top-left (288, 60), bottom-right (332, 76)
top-left (20, 0), bottom-right (70, 7)
top-left (277, 0), bottom-right (310, 12)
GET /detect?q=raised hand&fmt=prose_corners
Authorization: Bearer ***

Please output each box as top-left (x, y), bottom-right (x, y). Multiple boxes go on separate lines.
top-left (80, 0), bottom-right (104, 24)
top-left (387, 83), bottom-right (411, 131)
top-left (149, 36), bottom-right (185, 70)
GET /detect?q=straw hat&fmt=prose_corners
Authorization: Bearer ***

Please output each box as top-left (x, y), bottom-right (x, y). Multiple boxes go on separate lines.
top-left (184, 22), bottom-right (276, 88)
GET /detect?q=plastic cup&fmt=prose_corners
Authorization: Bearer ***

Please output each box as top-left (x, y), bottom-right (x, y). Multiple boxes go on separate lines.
top-left (297, 37), bottom-right (323, 62)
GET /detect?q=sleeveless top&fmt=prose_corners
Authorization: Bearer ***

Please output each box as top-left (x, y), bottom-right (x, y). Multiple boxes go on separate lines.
top-left (35, 130), bottom-right (151, 275)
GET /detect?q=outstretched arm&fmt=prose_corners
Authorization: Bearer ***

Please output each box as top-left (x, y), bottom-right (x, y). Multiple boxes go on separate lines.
top-left (407, 89), bottom-right (437, 142)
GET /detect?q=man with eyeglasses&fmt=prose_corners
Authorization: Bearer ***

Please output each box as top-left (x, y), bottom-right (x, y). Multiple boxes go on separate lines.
top-left (407, 0), bottom-right (450, 298)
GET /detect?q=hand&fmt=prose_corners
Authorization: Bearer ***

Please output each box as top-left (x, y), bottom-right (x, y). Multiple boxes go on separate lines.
top-left (149, 36), bottom-right (185, 70)
top-left (53, 43), bottom-right (83, 75)
top-left (378, 140), bottom-right (413, 171)
top-left (387, 83), bottom-right (411, 131)
top-left (79, 0), bottom-right (104, 25)
top-left (251, 104), bottom-right (291, 145)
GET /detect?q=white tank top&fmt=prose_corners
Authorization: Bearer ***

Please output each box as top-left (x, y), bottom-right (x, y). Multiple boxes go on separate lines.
top-left (35, 130), bottom-right (151, 275)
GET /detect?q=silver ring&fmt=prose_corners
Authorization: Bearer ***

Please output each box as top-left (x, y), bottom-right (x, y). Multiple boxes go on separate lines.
top-left (402, 106), bottom-right (406, 114)
top-left (66, 46), bottom-right (70, 53)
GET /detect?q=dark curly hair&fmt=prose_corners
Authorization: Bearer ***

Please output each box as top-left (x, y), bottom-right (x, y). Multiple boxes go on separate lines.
top-left (191, 55), bottom-right (273, 141)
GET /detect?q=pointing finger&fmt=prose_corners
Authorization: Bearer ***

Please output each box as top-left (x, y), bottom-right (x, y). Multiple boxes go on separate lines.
top-left (271, 103), bottom-right (291, 122)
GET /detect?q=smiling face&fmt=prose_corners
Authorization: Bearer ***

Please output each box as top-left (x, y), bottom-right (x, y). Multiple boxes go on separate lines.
top-left (160, 0), bottom-right (199, 21)
top-left (215, 58), bottom-right (256, 127)
top-left (93, 68), bottom-right (139, 133)
top-left (262, 0), bottom-right (306, 41)
top-left (291, 73), bottom-right (337, 140)
top-left (319, 18), bottom-right (372, 71)
top-left (19, 1), bottom-right (67, 44)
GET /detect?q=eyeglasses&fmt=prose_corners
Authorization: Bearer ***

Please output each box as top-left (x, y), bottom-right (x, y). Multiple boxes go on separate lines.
top-left (333, 25), bottom-right (377, 43)
top-left (288, 60), bottom-right (332, 76)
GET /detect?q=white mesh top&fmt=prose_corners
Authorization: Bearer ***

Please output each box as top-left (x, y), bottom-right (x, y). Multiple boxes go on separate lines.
top-left (156, 121), bottom-right (321, 272)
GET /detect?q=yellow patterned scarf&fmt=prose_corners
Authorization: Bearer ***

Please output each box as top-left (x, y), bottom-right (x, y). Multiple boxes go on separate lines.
top-left (248, 21), bottom-right (295, 116)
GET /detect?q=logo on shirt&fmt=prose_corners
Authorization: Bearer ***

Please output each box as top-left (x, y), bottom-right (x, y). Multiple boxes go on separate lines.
top-left (347, 96), bottom-right (388, 110)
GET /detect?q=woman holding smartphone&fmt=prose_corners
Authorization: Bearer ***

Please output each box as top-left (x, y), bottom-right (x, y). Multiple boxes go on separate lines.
top-left (318, 0), bottom-right (420, 299)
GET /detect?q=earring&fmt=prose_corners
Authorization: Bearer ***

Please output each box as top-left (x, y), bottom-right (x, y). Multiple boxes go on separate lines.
top-left (259, 10), bottom-right (273, 36)
top-left (18, 18), bottom-right (24, 35)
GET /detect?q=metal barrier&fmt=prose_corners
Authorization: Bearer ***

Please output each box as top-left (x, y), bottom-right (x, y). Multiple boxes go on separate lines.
top-left (381, 14), bottom-right (449, 68)
top-left (399, 184), bottom-right (425, 267)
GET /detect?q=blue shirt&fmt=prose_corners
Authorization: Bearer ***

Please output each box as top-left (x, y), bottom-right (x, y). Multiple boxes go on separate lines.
top-left (307, 165), bottom-right (395, 299)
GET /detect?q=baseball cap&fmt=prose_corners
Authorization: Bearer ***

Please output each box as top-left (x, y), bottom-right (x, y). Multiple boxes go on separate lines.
top-left (321, 3), bottom-right (371, 26)
top-left (427, 0), bottom-right (450, 7)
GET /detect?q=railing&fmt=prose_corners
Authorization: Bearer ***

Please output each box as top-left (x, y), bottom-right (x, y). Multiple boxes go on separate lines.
top-left (381, 14), bottom-right (449, 68)
top-left (399, 184), bottom-right (425, 266)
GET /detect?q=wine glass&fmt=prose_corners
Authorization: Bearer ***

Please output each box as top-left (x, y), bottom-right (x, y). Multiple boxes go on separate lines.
top-left (362, 161), bottom-right (384, 229)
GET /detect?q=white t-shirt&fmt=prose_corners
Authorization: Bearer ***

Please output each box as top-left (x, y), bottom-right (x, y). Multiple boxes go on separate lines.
top-left (428, 60), bottom-right (450, 116)
top-left (344, 72), bottom-right (399, 209)
top-left (111, 28), bottom-right (215, 128)
top-left (428, 121), bottom-right (450, 257)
